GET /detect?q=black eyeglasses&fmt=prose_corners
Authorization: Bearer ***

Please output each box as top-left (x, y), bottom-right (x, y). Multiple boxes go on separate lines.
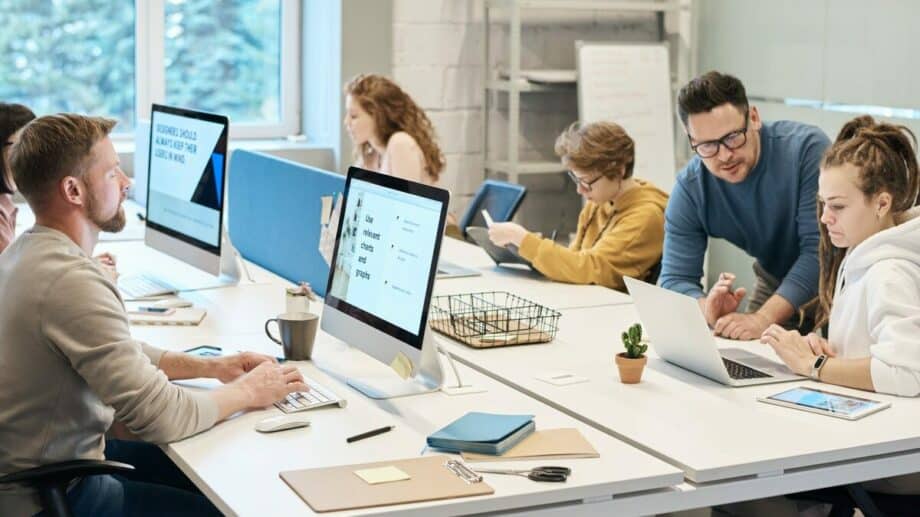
top-left (689, 110), bottom-right (749, 158)
top-left (567, 170), bottom-right (604, 191)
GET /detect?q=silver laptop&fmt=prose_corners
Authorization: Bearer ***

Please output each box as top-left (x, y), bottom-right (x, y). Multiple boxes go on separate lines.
top-left (624, 277), bottom-right (804, 387)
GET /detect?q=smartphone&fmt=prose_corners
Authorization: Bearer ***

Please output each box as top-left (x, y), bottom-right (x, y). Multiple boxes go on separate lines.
top-left (128, 306), bottom-right (175, 316)
top-left (758, 386), bottom-right (891, 420)
top-left (183, 345), bottom-right (223, 358)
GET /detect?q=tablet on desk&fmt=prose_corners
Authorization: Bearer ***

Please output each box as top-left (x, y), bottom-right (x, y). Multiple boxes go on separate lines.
top-left (466, 226), bottom-right (535, 270)
top-left (758, 386), bottom-right (891, 420)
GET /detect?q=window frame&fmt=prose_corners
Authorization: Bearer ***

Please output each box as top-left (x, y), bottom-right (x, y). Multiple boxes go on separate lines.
top-left (133, 0), bottom-right (300, 141)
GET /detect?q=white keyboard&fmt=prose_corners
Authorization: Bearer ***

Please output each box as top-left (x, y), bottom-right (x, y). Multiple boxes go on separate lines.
top-left (118, 274), bottom-right (177, 299)
top-left (275, 376), bottom-right (347, 413)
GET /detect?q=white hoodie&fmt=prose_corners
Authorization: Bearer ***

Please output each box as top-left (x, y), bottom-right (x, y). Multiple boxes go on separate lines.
top-left (828, 207), bottom-right (920, 396)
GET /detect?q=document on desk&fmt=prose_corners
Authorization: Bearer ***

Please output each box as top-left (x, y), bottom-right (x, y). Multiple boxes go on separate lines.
top-left (462, 428), bottom-right (599, 462)
top-left (127, 306), bottom-right (207, 326)
top-left (280, 455), bottom-right (493, 512)
top-left (535, 371), bottom-right (589, 386)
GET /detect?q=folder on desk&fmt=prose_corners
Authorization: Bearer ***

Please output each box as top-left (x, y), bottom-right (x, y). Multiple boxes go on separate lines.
top-left (427, 412), bottom-right (535, 455)
top-left (127, 307), bottom-right (207, 326)
top-left (280, 455), bottom-right (494, 512)
top-left (461, 428), bottom-right (599, 462)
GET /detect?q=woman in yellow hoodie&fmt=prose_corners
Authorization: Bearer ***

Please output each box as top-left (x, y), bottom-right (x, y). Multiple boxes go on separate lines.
top-left (487, 121), bottom-right (668, 291)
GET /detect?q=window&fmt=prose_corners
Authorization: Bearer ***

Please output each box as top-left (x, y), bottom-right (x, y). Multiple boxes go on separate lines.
top-left (0, 2), bottom-right (137, 129)
top-left (0, 0), bottom-right (300, 139)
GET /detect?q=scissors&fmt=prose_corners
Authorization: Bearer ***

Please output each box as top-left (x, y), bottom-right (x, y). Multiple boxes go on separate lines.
top-left (474, 466), bottom-right (571, 482)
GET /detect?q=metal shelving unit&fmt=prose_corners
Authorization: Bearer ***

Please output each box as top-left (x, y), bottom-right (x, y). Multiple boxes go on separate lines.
top-left (482, 0), bottom-right (688, 184)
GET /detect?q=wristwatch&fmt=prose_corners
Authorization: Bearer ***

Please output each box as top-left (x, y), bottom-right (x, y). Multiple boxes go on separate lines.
top-left (810, 354), bottom-right (828, 381)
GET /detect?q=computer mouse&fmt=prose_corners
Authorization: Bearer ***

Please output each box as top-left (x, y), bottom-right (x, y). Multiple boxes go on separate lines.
top-left (254, 414), bottom-right (311, 433)
top-left (152, 298), bottom-right (193, 309)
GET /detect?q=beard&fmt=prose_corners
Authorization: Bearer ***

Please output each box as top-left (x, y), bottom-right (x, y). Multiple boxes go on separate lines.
top-left (85, 188), bottom-right (126, 233)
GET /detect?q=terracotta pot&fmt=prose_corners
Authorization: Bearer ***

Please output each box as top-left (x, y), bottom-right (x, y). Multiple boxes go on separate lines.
top-left (615, 353), bottom-right (647, 384)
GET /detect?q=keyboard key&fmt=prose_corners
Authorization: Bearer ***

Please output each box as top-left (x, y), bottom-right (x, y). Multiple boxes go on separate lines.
top-left (273, 376), bottom-right (344, 413)
top-left (723, 358), bottom-right (771, 379)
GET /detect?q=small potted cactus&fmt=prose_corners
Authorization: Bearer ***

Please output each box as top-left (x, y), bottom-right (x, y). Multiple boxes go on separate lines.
top-left (616, 323), bottom-right (648, 384)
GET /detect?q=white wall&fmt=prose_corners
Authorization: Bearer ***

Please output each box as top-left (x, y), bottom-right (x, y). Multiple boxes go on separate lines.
top-left (391, 1), bottom-right (662, 236)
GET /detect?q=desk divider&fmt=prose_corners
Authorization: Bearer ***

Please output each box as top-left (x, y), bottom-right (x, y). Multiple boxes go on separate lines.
top-left (228, 150), bottom-right (344, 297)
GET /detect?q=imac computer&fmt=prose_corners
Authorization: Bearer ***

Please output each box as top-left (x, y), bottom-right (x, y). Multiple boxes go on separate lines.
top-left (321, 166), bottom-right (449, 399)
top-left (119, 104), bottom-right (239, 298)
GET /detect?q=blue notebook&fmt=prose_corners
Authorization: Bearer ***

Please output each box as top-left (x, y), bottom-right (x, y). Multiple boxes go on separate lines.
top-left (427, 412), bottom-right (535, 455)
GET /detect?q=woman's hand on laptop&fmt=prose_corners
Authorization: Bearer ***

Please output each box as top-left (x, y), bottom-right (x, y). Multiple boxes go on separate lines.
top-left (760, 325), bottom-right (815, 375)
top-left (804, 333), bottom-right (836, 358)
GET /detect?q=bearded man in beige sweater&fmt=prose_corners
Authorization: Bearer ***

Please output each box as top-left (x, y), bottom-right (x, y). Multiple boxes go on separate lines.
top-left (0, 114), bottom-right (308, 516)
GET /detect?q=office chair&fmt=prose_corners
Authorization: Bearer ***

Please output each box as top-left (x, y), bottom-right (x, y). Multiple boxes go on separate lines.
top-left (0, 459), bottom-right (134, 517)
top-left (789, 483), bottom-right (918, 517)
top-left (456, 180), bottom-right (527, 241)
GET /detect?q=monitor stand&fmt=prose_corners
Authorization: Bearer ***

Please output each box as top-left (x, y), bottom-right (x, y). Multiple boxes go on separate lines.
top-left (143, 227), bottom-right (244, 293)
top-left (347, 331), bottom-right (445, 399)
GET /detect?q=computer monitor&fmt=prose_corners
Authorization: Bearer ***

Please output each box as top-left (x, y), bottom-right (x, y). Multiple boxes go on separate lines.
top-left (321, 166), bottom-right (449, 399)
top-left (144, 104), bottom-right (230, 281)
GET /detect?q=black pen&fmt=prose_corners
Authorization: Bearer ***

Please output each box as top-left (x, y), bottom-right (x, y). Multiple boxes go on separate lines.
top-left (346, 425), bottom-right (394, 443)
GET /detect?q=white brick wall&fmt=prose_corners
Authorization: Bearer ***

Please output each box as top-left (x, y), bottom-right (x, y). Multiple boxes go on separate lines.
top-left (391, 1), bottom-right (661, 236)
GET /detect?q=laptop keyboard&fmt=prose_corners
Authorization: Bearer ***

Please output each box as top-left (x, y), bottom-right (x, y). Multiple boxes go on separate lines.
top-left (275, 376), bottom-right (347, 413)
top-left (119, 274), bottom-right (177, 299)
top-left (723, 358), bottom-right (771, 380)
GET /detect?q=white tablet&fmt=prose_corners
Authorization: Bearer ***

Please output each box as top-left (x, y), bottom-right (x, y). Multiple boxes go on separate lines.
top-left (758, 386), bottom-right (891, 420)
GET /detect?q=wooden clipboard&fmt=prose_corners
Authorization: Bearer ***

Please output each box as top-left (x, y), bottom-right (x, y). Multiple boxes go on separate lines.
top-left (280, 455), bottom-right (494, 512)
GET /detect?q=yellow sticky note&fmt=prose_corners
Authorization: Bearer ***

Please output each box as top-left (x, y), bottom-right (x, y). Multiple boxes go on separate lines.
top-left (354, 465), bottom-right (411, 485)
top-left (389, 352), bottom-right (413, 379)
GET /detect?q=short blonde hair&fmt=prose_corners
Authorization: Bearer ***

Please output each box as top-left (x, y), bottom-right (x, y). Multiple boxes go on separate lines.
top-left (11, 113), bottom-right (116, 211)
top-left (554, 121), bottom-right (635, 179)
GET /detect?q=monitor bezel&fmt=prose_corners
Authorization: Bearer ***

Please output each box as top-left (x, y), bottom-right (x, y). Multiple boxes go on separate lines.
top-left (145, 103), bottom-right (229, 257)
top-left (323, 166), bottom-right (449, 350)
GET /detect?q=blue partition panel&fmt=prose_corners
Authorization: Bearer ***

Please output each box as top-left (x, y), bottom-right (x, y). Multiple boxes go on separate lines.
top-left (228, 150), bottom-right (344, 297)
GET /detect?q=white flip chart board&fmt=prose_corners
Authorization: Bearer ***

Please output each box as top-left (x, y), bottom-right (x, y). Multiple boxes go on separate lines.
top-left (577, 42), bottom-right (676, 192)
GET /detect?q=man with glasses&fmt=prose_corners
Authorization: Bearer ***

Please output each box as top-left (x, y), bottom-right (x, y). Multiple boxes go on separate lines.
top-left (660, 71), bottom-right (830, 339)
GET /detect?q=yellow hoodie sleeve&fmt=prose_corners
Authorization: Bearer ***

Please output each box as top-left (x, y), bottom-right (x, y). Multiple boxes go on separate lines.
top-left (518, 204), bottom-right (664, 291)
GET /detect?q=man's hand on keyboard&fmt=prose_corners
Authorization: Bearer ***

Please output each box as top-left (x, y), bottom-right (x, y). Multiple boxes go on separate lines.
top-left (234, 362), bottom-right (309, 409)
top-left (213, 351), bottom-right (278, 383)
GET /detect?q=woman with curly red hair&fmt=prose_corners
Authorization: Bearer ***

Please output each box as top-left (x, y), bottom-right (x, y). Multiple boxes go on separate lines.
top-left (343, 74), bottom-right (445, 186)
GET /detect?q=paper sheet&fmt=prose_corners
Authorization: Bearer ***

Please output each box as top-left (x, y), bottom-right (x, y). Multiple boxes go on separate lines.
top-left (318, 193), bottom-right (343, 266)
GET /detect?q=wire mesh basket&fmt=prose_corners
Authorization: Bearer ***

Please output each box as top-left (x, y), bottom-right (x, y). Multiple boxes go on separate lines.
top-left (428, 291), bottom-right (561, 348)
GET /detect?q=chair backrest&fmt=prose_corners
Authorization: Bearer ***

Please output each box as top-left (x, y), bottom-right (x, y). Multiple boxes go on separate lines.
top-left (458, 180), bottom-right (527, 239)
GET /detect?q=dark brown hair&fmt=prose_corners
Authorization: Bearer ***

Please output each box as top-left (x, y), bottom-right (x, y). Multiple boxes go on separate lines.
top-left (0, 103), bottom-right (36, 195)
top-left (10, 113), bottom-right (117, 211)
top-left (554, 121), bottom-right (635, 179)
top-left (345, 74), bottom-right (444, 182)
top-left (806, 115), bottom-right (920, 328)
top-left (677, 71), bottom-right (749, 126)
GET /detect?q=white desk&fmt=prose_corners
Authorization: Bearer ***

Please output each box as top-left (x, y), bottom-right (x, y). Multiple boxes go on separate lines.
top-left (142, 318), bottom-right (682, 516)
top-left (108, 236), bottom-right (920, 515)
top-left (437, 238), bottom-right (631, 310)
top-left (437, 303), bottom-right (920, 512)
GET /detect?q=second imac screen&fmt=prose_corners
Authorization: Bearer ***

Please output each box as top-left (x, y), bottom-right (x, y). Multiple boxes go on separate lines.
top-left (147, 110), bottom-right (225, 248)
top-left (329, 179), bottom-right (441, 335)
